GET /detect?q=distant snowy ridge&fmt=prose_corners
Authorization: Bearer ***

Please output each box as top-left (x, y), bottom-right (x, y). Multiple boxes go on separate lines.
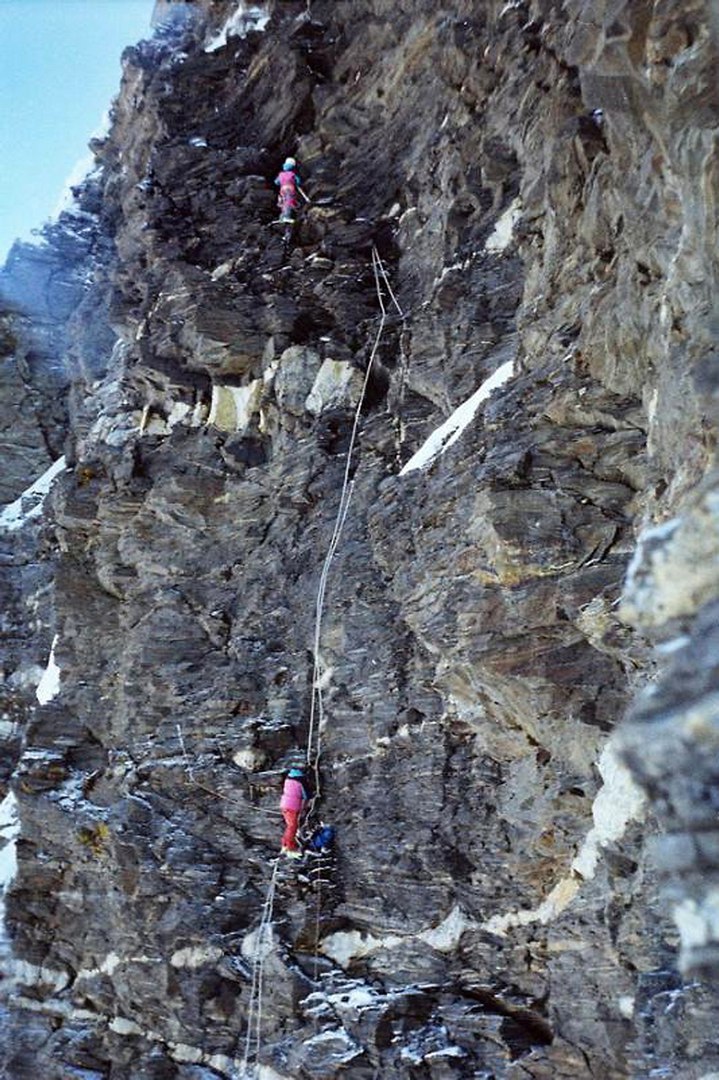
top-left (400, 361), bottom-right (515, 475)
top-left (0, 457), bottom-right (66, 533)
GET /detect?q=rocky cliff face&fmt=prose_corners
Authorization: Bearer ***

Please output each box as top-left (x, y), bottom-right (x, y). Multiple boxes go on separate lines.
top-left (2, 1), bottom-right (719, 1077)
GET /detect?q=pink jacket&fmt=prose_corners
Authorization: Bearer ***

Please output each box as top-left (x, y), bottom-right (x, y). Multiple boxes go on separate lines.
top-left (280, 777), bottom-right (306, 812)
top-left (276, 169), bottom-right (300, 193)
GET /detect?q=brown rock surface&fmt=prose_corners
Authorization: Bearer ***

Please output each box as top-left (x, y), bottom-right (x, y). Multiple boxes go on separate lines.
top-left (1, 1), bottom-right (719, 1077)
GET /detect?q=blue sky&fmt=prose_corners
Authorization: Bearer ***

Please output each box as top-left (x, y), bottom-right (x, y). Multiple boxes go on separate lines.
top-left (0, 0), bottom-right (153, 263)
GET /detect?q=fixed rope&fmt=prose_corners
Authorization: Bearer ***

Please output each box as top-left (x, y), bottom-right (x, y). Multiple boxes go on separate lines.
top-left (304, 245), bottom-right (404, 805)
top-left (215, 247), bottom-right (404, 1080)
top-left (239, 856), bottom-right (280, 1078)
top-left (291, 245), bottom-right (405, 994)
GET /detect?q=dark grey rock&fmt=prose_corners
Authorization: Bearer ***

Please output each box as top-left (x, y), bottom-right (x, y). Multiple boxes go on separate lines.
top-left (2, 1), bottom-right (719, 1078)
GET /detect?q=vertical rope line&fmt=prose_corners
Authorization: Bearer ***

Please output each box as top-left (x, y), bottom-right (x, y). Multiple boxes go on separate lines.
top-left (176, 722), bottom-right (195, 781)
top-left (309, 247), bottom-right (397, 780)
top-left (230, 253), bottom-right (404, 1080)
top-left (301, 247), bottom-right (404, 979)
top-left (313, 870), bottom-right (322, 983)
top-left (240, 858), bottom-right (279, 1078)
top-left (253, 864), bottom-right (278, 1067)
top-left (375, 250), bottom-right (404, 316)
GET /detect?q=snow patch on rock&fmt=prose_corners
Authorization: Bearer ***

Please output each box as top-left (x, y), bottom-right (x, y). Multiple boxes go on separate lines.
top-left (36, 634), bottom-right (61, 705)
top-left (484, 197), bottom-right (522, 253)
top-left (674, 893), bottom-right (719, 963)
top-left (572, 741), bottom-right (647, 880)
top-left (326, 986), bottom-right (380, 1013)
top-left (205, 2), bottom-right (269, 52)
top-left (483, 739), bottom-right (646, 936)
top-left (100, 953), bottom-right (122, 975)
top-left (0, 792), bottom-right (19, 941)
top-left (53, 154), bottom-right (101, 219)
top-left (110, 1016), bottom-right (144, 1036)
top-left (0, 457), bottom-right (66, 533)
top-left (170, 944), bottom-right (224, 969)
top-left (10, 958), bottom-right (71, 994)
top-left (321, 906), bottom-right (471, 965)
top-left (321, 928), bottom-right (402, 965)
top-left (426, 1045), bottom-right (467, 1061)
top-left (419, 905), bottom-right (470, 951)
top-left (400, 361), bottom-right (515, 474)
top-left (618, 995), bottom-right (635, 1018)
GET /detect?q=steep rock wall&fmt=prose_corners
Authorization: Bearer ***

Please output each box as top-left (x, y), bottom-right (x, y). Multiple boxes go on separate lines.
top-left (1, 1), bottom-right (719, 1078)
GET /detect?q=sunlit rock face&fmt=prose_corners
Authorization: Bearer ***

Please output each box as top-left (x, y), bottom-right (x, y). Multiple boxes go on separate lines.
top-left (1, 1), bottom-right (719, 1077)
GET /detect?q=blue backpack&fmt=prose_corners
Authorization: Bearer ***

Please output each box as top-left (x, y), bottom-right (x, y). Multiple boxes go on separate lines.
top-left (308, 825), bottom-right (335, 852)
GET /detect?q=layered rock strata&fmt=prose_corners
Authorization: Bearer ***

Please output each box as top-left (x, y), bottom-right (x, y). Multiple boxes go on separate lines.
top-left (1, 1), bottom-right (719, 1078)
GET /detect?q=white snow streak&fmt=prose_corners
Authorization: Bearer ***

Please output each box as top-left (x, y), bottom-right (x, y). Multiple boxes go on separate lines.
top-left (0, 795), bottom-right (21, 972)
top-left (419, 905), bottom-right (470, 951)
top-left (0, 456), bottom-right (66, 533)
top-left (482, 877), bottom-right (582, 936)
top-left (321, 906), bottom-right (471, 965)
top-left (400, 360), bottom-right (515, 474)
top-left (571, 742), bottom-right (646, 880)
top-left (36, 635), bottom-right (61, 706)
top-left (171, 945), bottom-right (223, 969)
top-left (110, 1017), bottom-right (144, 1036)
top-left (483, 739), bottom-right (646, 936)
top-left (327, 987), bottom-right (378, 1011)
top-left (0, 793), bottom-right (19, 896)
top-left (484, 197), bottom-right (522, 254)
top-left (205, 2), bottom-right (269, 52)
top-left (674, 894), bottom-right (719, 958)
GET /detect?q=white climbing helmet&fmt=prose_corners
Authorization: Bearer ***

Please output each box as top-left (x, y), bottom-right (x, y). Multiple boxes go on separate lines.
top-left (283, 156), bottom-right (296, 169)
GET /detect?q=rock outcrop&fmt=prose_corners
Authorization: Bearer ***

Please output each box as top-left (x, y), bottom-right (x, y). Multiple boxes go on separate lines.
top-left (1, 1), bottom-right (719, 1077)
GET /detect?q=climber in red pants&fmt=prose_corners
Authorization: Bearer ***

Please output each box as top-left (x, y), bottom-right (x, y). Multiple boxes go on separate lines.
top-left (280, 766), bottom-right (308, 857)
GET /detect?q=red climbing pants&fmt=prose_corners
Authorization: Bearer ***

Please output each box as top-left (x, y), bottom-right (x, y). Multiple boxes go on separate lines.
top-left (282, 809), bottom-right (301, 851)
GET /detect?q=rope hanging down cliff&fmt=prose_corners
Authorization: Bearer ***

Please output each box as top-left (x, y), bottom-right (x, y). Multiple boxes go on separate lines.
top-left (304, 245), bottom-right (404, 805)
top-left (239, 248), bottom-right (404, 1079)
top-left (240, 856), bottom-right (280, 1078)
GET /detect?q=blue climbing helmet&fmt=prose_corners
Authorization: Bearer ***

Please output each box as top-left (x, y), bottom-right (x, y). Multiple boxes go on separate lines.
top-left (288, 767), bottom-right (304, 778)
top-left (283, 156), bottom-right (297, 170)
